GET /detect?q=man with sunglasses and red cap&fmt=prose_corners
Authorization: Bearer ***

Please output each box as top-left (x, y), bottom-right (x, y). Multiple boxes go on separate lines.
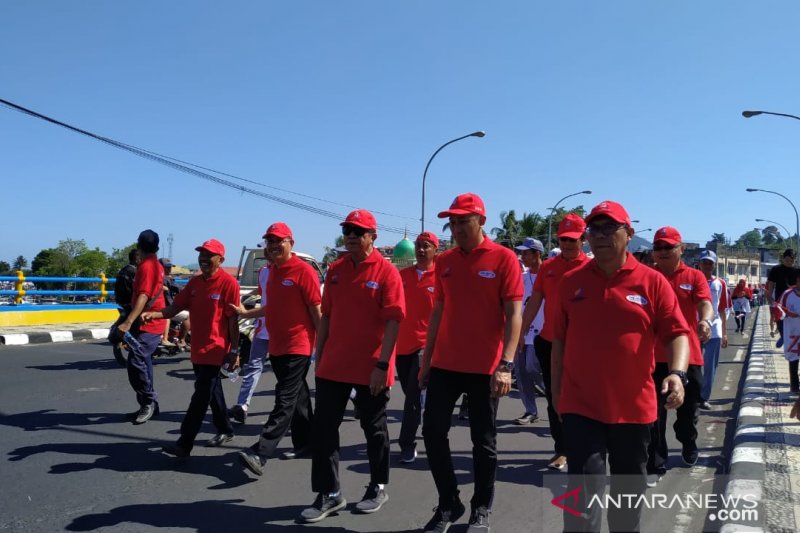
top-left (142, 238), bottom-right (240, 457)
top-left (300, 209), bottom-right (405, 523)
top-left (419, 192), bottom-right (523, 533)
top-left (395, 230), bottom-right (439, 465)
top-left (648, 226), bottom-right (713, 484)
top-left (518, 213), bottom-right (589, 471)
top-left (551, 201), bottom-right (690, 533)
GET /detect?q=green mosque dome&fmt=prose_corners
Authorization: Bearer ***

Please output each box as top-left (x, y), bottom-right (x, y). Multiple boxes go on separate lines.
top-left (393, 233), bottom-right (415, 260)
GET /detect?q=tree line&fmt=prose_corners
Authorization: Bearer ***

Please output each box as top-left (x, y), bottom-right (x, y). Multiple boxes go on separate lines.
top-left (1, 239), bottom-right (136, 278)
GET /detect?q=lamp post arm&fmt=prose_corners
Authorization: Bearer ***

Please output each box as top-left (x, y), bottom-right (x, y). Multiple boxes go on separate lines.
top-left (754, 189), bottom-right (800, 252)
top-left (744, 110), bottom-right (800, 122)
top-left (546, 191), bottom-right (588, 251)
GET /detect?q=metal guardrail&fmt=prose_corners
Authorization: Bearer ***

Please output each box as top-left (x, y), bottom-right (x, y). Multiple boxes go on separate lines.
top-left (0, 272), bottom-right (188, 305)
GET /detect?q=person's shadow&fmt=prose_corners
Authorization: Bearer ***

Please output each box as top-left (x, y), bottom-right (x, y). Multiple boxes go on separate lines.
top-left (0, 409), bottom-right (184, 431)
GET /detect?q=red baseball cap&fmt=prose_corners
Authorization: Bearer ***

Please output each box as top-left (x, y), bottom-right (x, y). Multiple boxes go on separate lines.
top-left (416, 231), bottom-right (440, 248)
top-left (437, 192), bottom-right (486, 218)
top-left (653, 226), bottom-right (682, 246)
top-left (584, 200), bottom-right (632, 226)
top-left (195, 238), bottom-right (225, 258)
top-left (557, 213), bottom-right (586, 239)
top-left (263, 222), bottom-right (293, 240)
top-left (340, 209), bottom-right (377, 231)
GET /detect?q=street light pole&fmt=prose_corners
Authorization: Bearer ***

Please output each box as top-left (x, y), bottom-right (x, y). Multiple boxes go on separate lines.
top-left (421, 131), bottom-right (485, 232)
top-left (755, 218), bottom-right (792, 241)
top-left (747, 189), bottom-right (800, 253)
top-left (546, 190), bottom-right (592, 251)
top-left (742, 110), bottom-right (800, 121)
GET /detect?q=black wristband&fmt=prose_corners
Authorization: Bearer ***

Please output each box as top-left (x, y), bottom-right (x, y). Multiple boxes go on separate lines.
top-left (668, 369), bottom-right (688, 385)
top-left (375, 360), bottom-right (389, 371)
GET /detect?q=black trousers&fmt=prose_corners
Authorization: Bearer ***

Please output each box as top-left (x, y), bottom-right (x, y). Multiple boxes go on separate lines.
top-left (395, 350), bottom-right (423, 451)
top-left (562, 414), bottom-right (650, 533)
top-left (177, 364), bottom-right (234, 452)
top-left (534, 336), bottom-right (565, 454)
top-left (256, 354), bottom-right (313, 457)
top-left (311, 377), bottom-right (390, 494)
top-left (422, 367), bottom-right (499, 511)
top-left (647, 362), bottom-right (702, 474)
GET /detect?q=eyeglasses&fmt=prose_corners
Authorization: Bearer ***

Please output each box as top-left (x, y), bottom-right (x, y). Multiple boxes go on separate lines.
top-left (585, 223), bottom-right (626, 237)
top-left (265, 237), bottom-right (289, 245)
top-left (342, 225), bottom-right (370, 237)
top-left (558, 237), bottom-right (578, 243)
top-left (652, 243), bottom-right (680, 252)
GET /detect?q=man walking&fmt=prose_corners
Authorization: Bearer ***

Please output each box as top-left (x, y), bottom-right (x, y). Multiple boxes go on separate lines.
top-left (648, 226), bottom-right (712, 485)
top-left (766, 249), bottom-right (799, 389)
top-left (419, 192), bottom-right (522, 532)
top-left (552, 201), bottom-right (691, 532)
top-left (519, 213), bottom-right (589, 471)
top-left (513, 237), bottom-right (546, 425)
top-left (300, 209), bottom-right (404, 523)
top-left (395, 231), bottom-right (439, 464)
top-left (697, 250), bottom-right (729, 410)
top-left (143, 239), bottom-right (240, 457)
top-left (238, 222), bottom-right (320, 475)
top-left (117, 230), bottom-right (166, 425)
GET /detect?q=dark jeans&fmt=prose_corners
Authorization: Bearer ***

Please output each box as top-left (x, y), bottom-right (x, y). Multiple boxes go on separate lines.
top-left (177, 364), bottom-right (234, 452)
top-left (534, 335), bottom-right (565, 454)
top-left (647, 363), bottom-right (702, 475)
top-left (395, 350), bottom-right (423, 451)
top-left (311, 377), bottom-right (390, 494)
top-left (256, 354), bottom-right (313, 457)
top-left (422, 367), bottom-right (499, 511)
top-left (126, 332), bottom-right (161, 407)
top-left (562, 414), bottom-right (650, 533)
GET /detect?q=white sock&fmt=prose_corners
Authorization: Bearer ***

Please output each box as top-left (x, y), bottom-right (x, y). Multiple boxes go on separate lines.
top-left (377, 484), bottom-right (385, 490)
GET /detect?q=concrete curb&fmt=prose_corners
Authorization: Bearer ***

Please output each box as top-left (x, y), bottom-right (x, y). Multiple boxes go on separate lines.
top-left (0, 328), bottom-right (110, 346)
top-left (721, 307), bottom-right (766, 533)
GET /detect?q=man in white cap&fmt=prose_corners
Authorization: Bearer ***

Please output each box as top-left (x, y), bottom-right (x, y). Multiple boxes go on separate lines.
top-left (697, 250), bottom-right (729, 410)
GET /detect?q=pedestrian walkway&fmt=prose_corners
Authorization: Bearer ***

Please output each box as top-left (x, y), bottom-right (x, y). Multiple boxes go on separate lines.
top-left (0, 321), bottom-right (110, 345)
top-left (724, 306), bottom-right (800, 533)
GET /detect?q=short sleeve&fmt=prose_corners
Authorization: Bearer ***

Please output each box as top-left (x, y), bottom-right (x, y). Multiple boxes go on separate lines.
top-left (300, 263), bottom-right (322, 306)
top-left (172, 278), bottom-right (193, 311)
top-left (653, 275), bottom-right (691, 346)
top-left (379, 264), bottom-right (405, 322)
top-left (499, 250), bottom-right (524, 302)
top-left (321, 267), bottom-right (335, 317)
top-left (222, 276), bottom-right (241, 318)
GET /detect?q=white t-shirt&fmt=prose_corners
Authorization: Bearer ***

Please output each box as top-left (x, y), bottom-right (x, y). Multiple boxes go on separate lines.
top-left (707, 276), bottom-right (728, 339)
top-left (779, 288), bottom-right (800, 362)
top-left (522, 269), bottom-right (545, 345)
top-left (254, 266), bottom-right (270, 340)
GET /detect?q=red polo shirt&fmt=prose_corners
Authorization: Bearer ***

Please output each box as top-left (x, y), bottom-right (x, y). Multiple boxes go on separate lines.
top-left (172, 269), bottom-right (240, 366)
top-left (553, 253), bottom-right (690, 424)
top-left (431, 238), bottom-right (523, 375)
top-left (396, 264), bottom-right (436, 354)
top-left (132, 255), bottom-right (166, 335)
top-left (654, 262), bottom-right (711, 366)
top-left (265, 254), bottom-right (321, 356)
top-left (533, 252), bottom-right (590, 341)
top-left (317, 250), bottom-right (405, 386)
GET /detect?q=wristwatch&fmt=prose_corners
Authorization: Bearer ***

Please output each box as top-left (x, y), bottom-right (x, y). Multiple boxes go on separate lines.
top-left (701, 319), bottom-right (713, 328)
top-left (497, 360), bottom-right (515, 372)
top-left (375, 360), bottom-right (389, 371)
top-left (229, 348), bottom-right (240, 355)
top-left (668, 369), bottom-right (688, 385)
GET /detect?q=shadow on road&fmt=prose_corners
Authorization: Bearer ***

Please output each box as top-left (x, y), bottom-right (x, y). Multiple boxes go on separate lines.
top-left (0, 409), bottom-right (184, 431)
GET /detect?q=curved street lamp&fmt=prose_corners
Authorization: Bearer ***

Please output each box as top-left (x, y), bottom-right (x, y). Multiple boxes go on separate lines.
top-left (546, 190), bottom-right (592, 251)
top-left (755, 218), bottom-right (791, 240)
top-left (742, 110), bottom-right (800, 121)
top-left (747, 189), bottom-right (800, 253)
top-left (421, 131), bottom-right (486, 232)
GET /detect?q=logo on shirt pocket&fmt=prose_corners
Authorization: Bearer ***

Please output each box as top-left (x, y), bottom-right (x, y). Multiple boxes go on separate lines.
top-left (679, 283), bottom-right (694, 291)
top-left (427, 286), bottom-right (435, 293)
top-left (211, 293), bottom-right (221, 300)
top-left (366, 280), bottom-right (380, 290)
top-left (478, 270), bottom-right (496, 279)
top-left (626, 294), bottom-right (648, 306)
top-left (282, 279), bottom-right (294, 286)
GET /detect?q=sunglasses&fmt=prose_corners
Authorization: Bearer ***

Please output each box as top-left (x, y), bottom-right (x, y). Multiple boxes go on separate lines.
top-left (653, 243), bottom-right (680, 252)
top-left (342, 225), bottom-right (370, 237)
top-left (585, 223), bottom-right (626, 237)
top-left (558, 237), bottom-right (578, 243)
top-left (265, 237), bottom-right (289, 246)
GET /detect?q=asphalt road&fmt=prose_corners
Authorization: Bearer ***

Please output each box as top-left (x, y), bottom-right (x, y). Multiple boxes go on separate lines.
top-left (0, 322), bottom-right (750, 533)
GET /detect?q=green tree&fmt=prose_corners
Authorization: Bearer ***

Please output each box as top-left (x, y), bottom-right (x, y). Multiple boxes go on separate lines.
top-left (0, 261), bottom-right (11, 275)
top-left (73, 248), bottom-right (109, 277)
top-left (491, 210), bottom-right (521, 248)
top-left (12, 255), bottom-right (27, 271)
top-left (322, 236), bottom-right (345, 265)
top-left (107, 243), bottom-right (137, 277)
top-left (31, 249), bottom-right (55, 275)
top-left (518, 212), bottom-right (546, 241)
top-left (710, 233), bottom-right (726, 244)
top-left (735, 229), bottom-right (762, 248)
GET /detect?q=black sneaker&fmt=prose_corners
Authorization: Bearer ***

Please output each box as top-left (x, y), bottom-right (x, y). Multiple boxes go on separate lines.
top-left (698, 401), bottom-right (713, 411)
top-left (162, 442), bottom-right (190, 458)
top-left (399, 447), bottom-right (417, 464)
top-left (682, 443), bottom-right (699, 466)
top-left (238, 447), bottom-right (267, 476)
top-left (300, 492), bottom-right (347, 523)
top-left (205, 433), bottom-right (234, 447)
top-left (133, 403), bottom-right (156, 425)
top-left (466, 506), bottom-right (490, 532)
top-left (533, 384), bottom-right (547, 397)
top-left (228, 405), bottom-right (247, 424)
top-left (646, 472), bottom-right (663, 488)
top-left (423, 500), bottom-right (466, 532)
top-left (354, 483), bottom-right (388, 513)
top-left (514, 412), bottom-right (538, 425)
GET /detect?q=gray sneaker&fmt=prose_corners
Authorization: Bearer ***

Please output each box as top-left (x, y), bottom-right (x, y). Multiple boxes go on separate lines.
top-left (354, 483), bottom-right (388, 513)
top-left (399, 448), bottom-right (417, 464)
top-left (238, 447), bottom-right (267, 476)
top-left (300, 492), bottom-right (347, 523)
top-left (423, 500), bottom-right (466, 532)
top-left (466, 506), bottom-right (490, 532)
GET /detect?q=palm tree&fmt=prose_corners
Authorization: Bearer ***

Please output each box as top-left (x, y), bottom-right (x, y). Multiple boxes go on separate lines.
top-left (491, 210), bottom-right (521, 248)
top-left (518, 212), bottom-right (546, 241)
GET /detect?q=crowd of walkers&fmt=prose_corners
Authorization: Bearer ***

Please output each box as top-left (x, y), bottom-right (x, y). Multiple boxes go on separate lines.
top-left (116, 194), bottom-right (800, 533)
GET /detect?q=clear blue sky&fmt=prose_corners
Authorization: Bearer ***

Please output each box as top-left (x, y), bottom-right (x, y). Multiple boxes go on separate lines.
top-left (3, 1), bottom-right (800, 268)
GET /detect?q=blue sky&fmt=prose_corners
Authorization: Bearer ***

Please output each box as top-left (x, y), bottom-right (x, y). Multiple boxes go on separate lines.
top-left (3, 1), bottom-right (800, 268)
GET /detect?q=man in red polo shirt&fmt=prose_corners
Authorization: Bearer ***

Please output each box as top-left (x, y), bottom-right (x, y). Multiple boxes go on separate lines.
top-left (648, 226), bottom-right (713, 484)
top-left (300, 209), bottom-right (405, 523)
top-left (518, 213), bottom-right (589, 471)
top-left (395, 231), bottom-right (438, 465)
top-left (117, 229), bottom-right (167, 425)
top-left (418, 192), bottom-right (523, 533)
top-left (551, 201), bottom-right (690, 533)
top-left (238, 222), bottom-right (321, 476)
top-left (142, 238), bottom-right (240, 457)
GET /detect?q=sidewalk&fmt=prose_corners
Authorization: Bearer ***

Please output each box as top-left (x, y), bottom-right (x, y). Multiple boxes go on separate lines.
top-left (0, 321), bottom-right (111, 345)
top-left (724, 306), bottom-right (800, 533)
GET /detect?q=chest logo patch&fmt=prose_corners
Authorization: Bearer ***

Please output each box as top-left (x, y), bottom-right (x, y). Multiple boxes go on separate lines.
top-left (427, 286), bottom-right (435, 293)
top-left (679, 283), bottom-right (694, 291)
top-left (211, 293), bottom-right (221, 300)
top-left (571, 288), bottom-right (586, 301)
top-left (366, 280), bottom-right (380, 289)
top-left (282, 279), bottom-right (294, 286)
top-left (478, 270), bottom-right (496, 279)
top-left (626, 294), bottom-right (648, 306)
